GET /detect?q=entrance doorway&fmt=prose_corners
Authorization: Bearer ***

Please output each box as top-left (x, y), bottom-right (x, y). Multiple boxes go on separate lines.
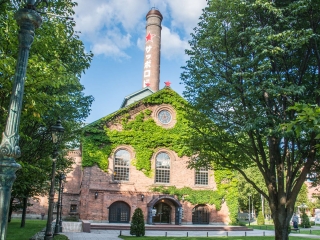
top-left (192, 205), bottom-right (209, 224)
top-left (152, 202), bottom-right (171, 224)
top-left (109, 201), bottom-right (130, 223)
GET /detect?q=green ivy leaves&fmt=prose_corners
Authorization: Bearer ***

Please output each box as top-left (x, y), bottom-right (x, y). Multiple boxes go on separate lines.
top-left (82, 88), bottom-right (190, 175)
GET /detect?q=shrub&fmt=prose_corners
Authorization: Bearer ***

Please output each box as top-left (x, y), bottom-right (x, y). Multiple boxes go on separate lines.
top-left (300, 212), bottom-right (311, 228)
top-left (257, 211), bottom-right (265, 225)
top-left (130, 208), bottom-right (145, 237)
top-left (238, 221), bottom-right (246, 226)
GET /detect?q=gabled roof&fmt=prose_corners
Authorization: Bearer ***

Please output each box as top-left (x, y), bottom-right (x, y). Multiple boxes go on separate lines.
top-left (120, 87), bottom-right (155, 108)
top-left (85, 87), bottom-right (186, 129)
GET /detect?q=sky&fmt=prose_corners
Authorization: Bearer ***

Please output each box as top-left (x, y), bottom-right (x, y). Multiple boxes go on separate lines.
top-left (73, 0), bottom-right (207, 123)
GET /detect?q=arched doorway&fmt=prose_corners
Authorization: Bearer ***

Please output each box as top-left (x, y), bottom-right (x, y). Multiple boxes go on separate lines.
top-left (109, 201), bottom-right (130, 223)
top-left (147, 195), bottom-right (182, 225)
top-left (152, 202), bottom-right (171, 224)
top-left (192, 205), bottom-right (209, 224)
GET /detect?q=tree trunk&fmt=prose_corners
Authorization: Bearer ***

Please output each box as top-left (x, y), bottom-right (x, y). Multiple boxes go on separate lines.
top-left (20, 197), bottom-right (27, 228)
top-left (8, 198), bottom-right (14, 223)
top-left (270, 202), bottom-right (292, 240)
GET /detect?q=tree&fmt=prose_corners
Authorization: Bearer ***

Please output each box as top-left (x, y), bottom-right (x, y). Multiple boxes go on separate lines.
top-left (181, 1), bottom-right (320, 240)
top-left (300, 212), bottom-right (311, 228)
top-left (237, 167), bottom-right (266, 214)
top-left (257, 210), bottom-right (265, 225)
top-left (0, 0), bottom-right (94, 226)
top-left (130, 208), bottom-right (145, 237)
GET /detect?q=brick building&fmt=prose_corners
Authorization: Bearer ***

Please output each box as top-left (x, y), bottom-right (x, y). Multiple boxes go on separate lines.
top-left (59, 8), bottom-right (231, 225)
top-left (66, 87), bottom-right (230, 225)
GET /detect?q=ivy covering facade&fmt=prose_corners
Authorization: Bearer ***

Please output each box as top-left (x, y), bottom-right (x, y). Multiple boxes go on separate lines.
top-left (81, 87), bottom-right (239, 223)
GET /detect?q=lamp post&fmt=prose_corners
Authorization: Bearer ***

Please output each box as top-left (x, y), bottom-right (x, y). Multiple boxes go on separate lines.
top-left (54, 173), bottom-right (65, 234)
top-left (44, 120), bottom-right (64, 240)
top-left (0, 1), bottom-right (43, 239)
top-left (248, 193), bottom-right (252, 226)
top-left (59, 183), bottom-right (64, 232)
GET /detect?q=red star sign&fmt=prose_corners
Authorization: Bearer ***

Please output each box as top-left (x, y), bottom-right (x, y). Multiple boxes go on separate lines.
top-left (145, 83), bottom-right (151, 87)
top-left (164, 81), bottom-right (171, 87)
top-left (146, 32), bottom-right (155, 42)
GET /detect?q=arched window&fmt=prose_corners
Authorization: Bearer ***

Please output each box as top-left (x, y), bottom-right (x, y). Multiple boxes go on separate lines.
top-left (195, 166), bottom-right (208, 185)
top-left (192, 205), bottom-right (209, 224)
top-left (109, 201), bottom-right (130, 223)
top-left (114, 149), bottom-right (130, 181)
top-left (155, 152), bottom-right (170, 183)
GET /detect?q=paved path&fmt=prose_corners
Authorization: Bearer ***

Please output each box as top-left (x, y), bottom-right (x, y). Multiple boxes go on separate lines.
top-left (62, 227), bottom-right (320, 239)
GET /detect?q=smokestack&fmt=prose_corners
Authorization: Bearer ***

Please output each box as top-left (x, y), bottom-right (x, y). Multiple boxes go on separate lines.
top-left (142, 8), bottom-right (163, 92)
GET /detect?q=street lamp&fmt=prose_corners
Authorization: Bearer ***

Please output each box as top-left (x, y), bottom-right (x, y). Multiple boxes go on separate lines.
top-left (54, 173), bottom-right (65, 234)
top-left (248, 193), bottom-right (252, 226)
top-left (298, 203), bottom-right (308, 214)
top-left (44, 120), bottom-right (64, 240)
top-left (59, 183), bottom-right (64, 232)
top-left (0, 1), bottom-right (43, 239)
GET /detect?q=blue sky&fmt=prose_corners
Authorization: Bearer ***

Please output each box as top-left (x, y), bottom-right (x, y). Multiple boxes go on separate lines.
top-left (73, 0), bottom-right (207, 123)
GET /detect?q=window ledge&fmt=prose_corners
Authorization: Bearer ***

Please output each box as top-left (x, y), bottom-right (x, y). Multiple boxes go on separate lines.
top-left (109, 181), bottom-right (134, 185)
top-left (151, 183), bottom-right (171, 186)
top-left (193, 185), bottom-right (212, 189)
top-left (68, 212), bottom-right (79, 215)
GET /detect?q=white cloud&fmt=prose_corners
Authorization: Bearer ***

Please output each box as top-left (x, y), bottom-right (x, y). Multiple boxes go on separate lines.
top-left (73, 0), bottom-right (206, 59)
top-left (161, 26), bottom-right (189, 60)
top-left (165, 0), bottom-right (207, 34)
top-left (92, 31), bottom-right (132, 58)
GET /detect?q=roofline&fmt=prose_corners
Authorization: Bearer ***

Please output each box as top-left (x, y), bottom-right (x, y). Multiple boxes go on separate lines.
top-left (120, 87), bottom-right (155, 108)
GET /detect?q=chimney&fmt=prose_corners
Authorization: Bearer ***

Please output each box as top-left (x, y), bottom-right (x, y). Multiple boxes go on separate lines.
top-left (142, 8), bottom-right (163, 92)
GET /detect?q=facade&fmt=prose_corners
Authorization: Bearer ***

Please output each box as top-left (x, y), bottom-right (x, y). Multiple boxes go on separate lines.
top-left (76, 86), bottom-right (230, 225)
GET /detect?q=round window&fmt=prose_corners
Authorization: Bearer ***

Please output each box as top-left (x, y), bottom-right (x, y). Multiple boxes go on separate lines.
top-left (158, 110), bottom-right (172, 124)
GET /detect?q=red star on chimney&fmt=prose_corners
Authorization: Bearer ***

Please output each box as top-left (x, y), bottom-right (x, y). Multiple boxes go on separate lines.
top-left (145, 83), bottom-right (151, 87)
top-left (146, 32), bottom-right (155, 42)
top-left (164, 81), bottom-right (171, 87)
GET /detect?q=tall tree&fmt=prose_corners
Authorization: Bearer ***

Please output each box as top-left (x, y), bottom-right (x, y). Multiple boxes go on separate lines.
top-left (0, 0), bottom-right (94, 225)
top-left (181, 1), bottom-right (320, 239)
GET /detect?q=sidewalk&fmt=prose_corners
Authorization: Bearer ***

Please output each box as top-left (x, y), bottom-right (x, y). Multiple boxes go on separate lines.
top-left (61, 226), bottom-right (320, 240)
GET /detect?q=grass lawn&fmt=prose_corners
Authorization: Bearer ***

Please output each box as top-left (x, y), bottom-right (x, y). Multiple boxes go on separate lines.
top-left (6, 218), bottom-right (68, 240)
top-left (249, 225), bottom-right (320, 235)
top-left (120, 237), bottom-right (314, 240)
top-left (297, 229), bottom-right (320, 235)
top-left (249, 225), bottom-right (275, 230)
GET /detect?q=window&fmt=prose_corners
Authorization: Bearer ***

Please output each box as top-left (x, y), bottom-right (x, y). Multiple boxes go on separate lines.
top-left (195, 167), bottom-right (208, 185)
top-left (158, 110), bottom-right (172, 124)
top-left (155, 152), bottom-right (170, 183)
top-left (114, 149), bottom-right (130, 181)
top-left (70, 204), bottom-right (77, 213)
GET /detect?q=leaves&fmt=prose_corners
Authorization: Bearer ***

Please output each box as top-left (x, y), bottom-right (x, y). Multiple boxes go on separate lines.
top-left (82, 88), bottom-right (191, 176)
top-left (181, 0), bottom-right (320, 237)
top-left (0, 1), bottom-right (93, 201)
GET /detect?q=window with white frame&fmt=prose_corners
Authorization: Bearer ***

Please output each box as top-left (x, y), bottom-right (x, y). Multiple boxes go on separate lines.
top-left (114, 149), bottom-right (130, 181)
top-left (155, 152), bottom-right (170, 183)
top-left (195, 166), bottom-right (208, 185)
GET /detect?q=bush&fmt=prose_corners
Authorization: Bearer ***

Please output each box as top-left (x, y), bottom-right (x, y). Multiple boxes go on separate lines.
top-left (130, 208), bottom-right (145, 237)
top-left (238, 221), bottom-right (246, 226)
top-left (257, 211), bottom-right (265, 225)
top-left (300, 212), bottom-right (311, 228)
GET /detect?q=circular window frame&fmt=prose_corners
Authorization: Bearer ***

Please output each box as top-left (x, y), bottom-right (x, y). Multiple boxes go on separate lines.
top-left (153, 104), bottom-right (177, 129)
top-left (158, 109), bottom-right (172, 124)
